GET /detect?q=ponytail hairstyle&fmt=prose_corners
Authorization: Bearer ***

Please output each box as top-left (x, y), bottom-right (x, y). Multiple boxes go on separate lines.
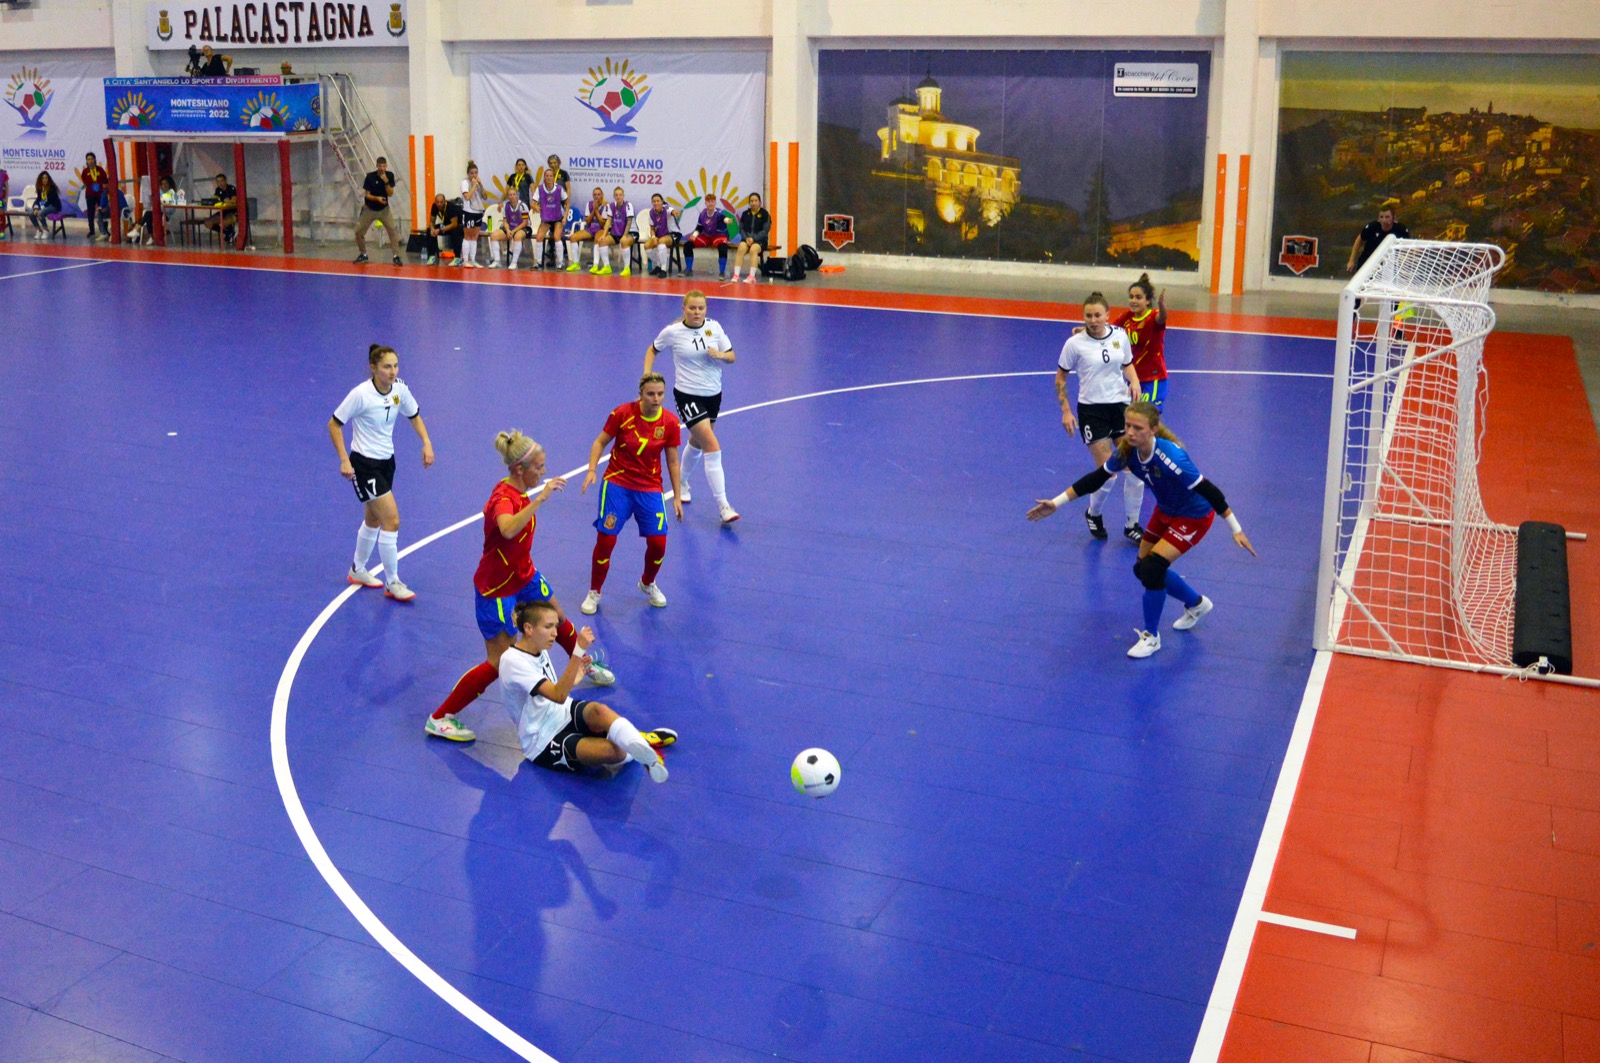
top-left (639, 371), bottom-right (666, 394)
top-left (1083, 291), bottom-right (1109, 312)
top-left (495, 429), bottom-right (543, 470)
top-left (368, 343), bottom-right (395, 366)
top-left (1116, 401), bottom-right (1183, 462)
top-left (513, 598), bottom-right (558, 634)
top-left (1129, 273), bottom-right (1155, 303)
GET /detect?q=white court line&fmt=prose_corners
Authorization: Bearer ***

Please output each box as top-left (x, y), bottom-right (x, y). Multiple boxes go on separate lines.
top-left (0, 246), bottom-right (1340, 341)
top-left (0, 259), bottom-right (110, 281)
top-left (1258, 911), bottom-right (1358, 939)
top-left (1190, 649), bottom-right (1334, 1063)
top-left (272, 368), bottom-right (1334, 1063)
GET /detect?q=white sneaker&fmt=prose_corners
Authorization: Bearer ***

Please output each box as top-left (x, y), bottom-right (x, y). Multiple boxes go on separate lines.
top-left (347, 564), bottom-right (382, 588)
top-left (677, 480), bottom-right (691, 504)
top-left (424, 714), bottom-right (476, 742)
top-left (626, 739), bottom-right (669, 782)
top-left (384, 579), bottom-right (416, 602)
top-left (580, 590), bottom-right (602, 615)
top-left (585, 660), bottom-right (616, 686)
top-left (1172, 595), bottom-right (1214, 631)
top-left (718, 502), bottom-right (740, 525)
top-left (639, 581), bottom-right (667, 608)
top-left (742, 274), bottom-right (757, 284)
top-left (1127, 630), bottom-right (1161, 659)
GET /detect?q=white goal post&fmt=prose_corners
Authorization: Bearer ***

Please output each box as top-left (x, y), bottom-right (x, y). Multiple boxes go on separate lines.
top-left (1313, 237), bottom-right (1524, 670)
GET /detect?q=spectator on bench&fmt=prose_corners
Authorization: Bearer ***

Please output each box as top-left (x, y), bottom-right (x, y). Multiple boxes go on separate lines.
top-left (731, 192), bottom-right (771, 283)
top-left (81, 152), bottom-right (110, 241)
top-left (489, 189), bottom-right (531, 269)
top-left (531, 165), bottom-right (568, 270)
top-left (29, 171), bottom-right (62, 237)
top-left (419, 192), bottom-right (462, 265)
top-left (593, 186), bottom-right (635, 277)
top-left (569, 187), bottom-right (606, 272)
top-left (639, 193), bottom-right (680, 278)
top-left (201, 172), bottom-right (238, 244)
top-left (684, 196), bottom-right (730, 279)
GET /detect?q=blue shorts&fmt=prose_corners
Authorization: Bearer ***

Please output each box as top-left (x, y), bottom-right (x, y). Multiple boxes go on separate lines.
top-left (1138, 378), bottom-right (1168, 410)
top-left (474, 570), bottom-right (554, 640)
top-left (594, 481), bottom-right (667, 538)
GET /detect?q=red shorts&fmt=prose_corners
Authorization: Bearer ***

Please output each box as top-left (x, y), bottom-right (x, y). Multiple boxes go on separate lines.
top-left (1142, 508), bottom-right (1214, 555)
top-left (691, 233), bottom-right (729, 248)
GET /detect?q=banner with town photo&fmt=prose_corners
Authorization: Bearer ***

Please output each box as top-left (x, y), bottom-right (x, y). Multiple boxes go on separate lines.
top-left (1270, 52), bottom-right (1600, 292)
top-left (3, 57), bottom-right (117, 212)
top-left (815, 50), bottom-right (1211, 268)
top-left (470, 52), bottom-right (766, 223)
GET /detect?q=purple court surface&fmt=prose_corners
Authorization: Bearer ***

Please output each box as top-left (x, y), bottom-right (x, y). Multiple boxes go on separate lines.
top-left (0, 252), bottom-right (1333, 1063)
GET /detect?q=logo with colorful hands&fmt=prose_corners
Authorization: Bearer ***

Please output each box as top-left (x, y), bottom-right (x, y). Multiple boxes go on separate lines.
top-left (110, 91), bottom-right (159, 129)
top-left (242, 93), bottom-right (290, 130)
top-left (5, 67), bottom-right (54, 131)
top-left (576, 58), bottom-right (652, 137)
top-left (669, 169), bottom-right (744, 237)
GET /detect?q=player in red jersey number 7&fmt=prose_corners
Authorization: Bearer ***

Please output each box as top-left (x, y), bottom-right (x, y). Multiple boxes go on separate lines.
top-left (580, 374), bottom-right (684, 614)
top-left (423, 430), bottom-right (616, 743)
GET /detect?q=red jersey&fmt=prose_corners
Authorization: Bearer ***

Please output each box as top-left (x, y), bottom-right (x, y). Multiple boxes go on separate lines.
top-left (473, 480), bottom-right (535, 596)
top-left (1112, 308), bottom-right (1168, 383)
top-left (602, 401), bottom-right (681, 492)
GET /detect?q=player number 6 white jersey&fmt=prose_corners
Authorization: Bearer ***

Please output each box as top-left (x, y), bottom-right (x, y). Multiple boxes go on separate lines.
top-left (1057, 326), bottom-right (1134, 405)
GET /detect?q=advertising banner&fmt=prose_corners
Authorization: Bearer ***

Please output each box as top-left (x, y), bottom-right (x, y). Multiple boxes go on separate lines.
top-left (816, 50), bottom-right (1210, 267)
top-left (470, 52), bottom-right (766, 217)
top-left (2, 58), bottom-right (117, 205)
top-left (104, 77), bottom-right (321, 135)
top-left (147, 1), bottom-right (408, 50)
top-left (1271, 52), bottom-right (1600, 292)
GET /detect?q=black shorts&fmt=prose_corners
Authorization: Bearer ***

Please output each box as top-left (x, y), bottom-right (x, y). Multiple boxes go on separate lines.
top-left (349, 451), bottom-right (396, 502)
top-left (530, 700), bottom-right (600, 772)
top-left (674, 389), bottom-right (722, 428)
top-left (1076, 402), bottom-right (1127, 446)
top-left (463, 210), bottom-right (485, 229)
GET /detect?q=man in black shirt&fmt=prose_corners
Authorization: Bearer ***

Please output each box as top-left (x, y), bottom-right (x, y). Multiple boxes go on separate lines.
top-left (194, 45), bottom-right (232, 77)
top-left (201, 172), bottom-right (237, 242)
top-left (1346, 205), bottom-right (1410, 273)
top-left (354, 156), bottom-right (403, 266)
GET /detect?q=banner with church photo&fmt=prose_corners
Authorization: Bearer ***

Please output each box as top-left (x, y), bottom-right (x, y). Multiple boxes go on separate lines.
top-left (2, 57), bottom-right (117, 209)
top-left (816, 50), bottom-right (1210, 268)
top-left (1270, 52), bottom-right (1600, 293)
top-left (469, 51), bottom-right (766, 221)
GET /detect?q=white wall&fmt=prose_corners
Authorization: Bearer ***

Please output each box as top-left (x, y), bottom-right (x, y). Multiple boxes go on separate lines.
top-left (0, 0), bottom-right (111, 50)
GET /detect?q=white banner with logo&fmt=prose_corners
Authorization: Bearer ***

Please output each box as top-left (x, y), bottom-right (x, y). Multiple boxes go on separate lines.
top-left (470, 51), bottom-right (766, 218)
top-left (2, 57), bottom-right (116, 206)
top-left (147, 1), bottom-right (409, 49)
top-left (1112, 62), bottom-right (1200, 97)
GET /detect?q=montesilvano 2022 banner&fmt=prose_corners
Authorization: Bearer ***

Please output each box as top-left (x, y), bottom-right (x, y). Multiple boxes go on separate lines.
top-left (3, 57), bottom-right (116, 206)
top-left (104, 77), bottom-right (322, 135)
top-left (470, 51), bottom-right (766, 218)
top-left (147, 1), bottom-right (408, 49)
top-left (817, 50), bottom-right (1210, 268)
top-left (1270, 52), bottom-right (1600, 293)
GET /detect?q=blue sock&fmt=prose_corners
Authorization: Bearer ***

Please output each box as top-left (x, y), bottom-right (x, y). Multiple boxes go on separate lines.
top-left (1142, 589), bottom-right (1165, 632)
top-left (1165, 568), bottom-right (1202, 609)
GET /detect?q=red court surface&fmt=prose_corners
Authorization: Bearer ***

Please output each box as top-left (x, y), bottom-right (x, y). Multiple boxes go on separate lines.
top-left (1220, 332), bottom-right (1600, 1063)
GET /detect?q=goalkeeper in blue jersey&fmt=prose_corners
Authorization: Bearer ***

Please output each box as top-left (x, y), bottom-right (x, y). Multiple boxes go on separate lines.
top-left (1028, 402), bottom-right (1257, 659)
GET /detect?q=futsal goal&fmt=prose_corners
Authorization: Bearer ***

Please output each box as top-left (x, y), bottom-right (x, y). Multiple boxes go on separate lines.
top-left (1314, 237), bottom-right (1540, 674)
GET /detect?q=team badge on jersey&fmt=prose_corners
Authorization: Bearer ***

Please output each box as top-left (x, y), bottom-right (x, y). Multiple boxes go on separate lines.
top-left (653, 426), bottom-right (665, 440)
top-left (704, 328), bottom-right (713, 337)
top-left (604, 514), bottom-right (618, 530)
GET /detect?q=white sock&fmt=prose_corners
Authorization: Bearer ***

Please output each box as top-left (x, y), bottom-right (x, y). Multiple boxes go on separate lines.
top-left (464, 238), bottom-right (477, 263)
top-left (561, 241), bottom-right (571, 265)
top-left (378, 529), bottom-right (400, 583)
top-left (731, 266), bottom-right (742, 279)
top-left (354, 523), bottom-right (379, 568)
top-left (681, 443), bottom-right (704, 480)
top-left (1087, 477), bottom-right (1114, 517)
top-left (656, 245), bottom-right (669, 270)
top-left (489, 242), bottom-right (501, 264)
top-left (606, 716), bottom-right (655, 764)
top-left (510, 242), bottom-right (522, 268)
top-left (703, 449), bottom-right (728, 505)
top-left (1124, 476), bottom-right (1145, 527)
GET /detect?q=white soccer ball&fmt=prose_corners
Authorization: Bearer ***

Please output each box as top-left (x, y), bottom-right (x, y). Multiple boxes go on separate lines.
top-left (791, 748), bottom-right (841, 798)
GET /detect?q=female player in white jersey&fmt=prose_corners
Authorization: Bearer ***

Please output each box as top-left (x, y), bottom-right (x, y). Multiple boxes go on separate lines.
top-left (1027, 402), bottom-right (1255, 658)
top-left (328, 344), bottom-right (435, 601)
top-left (499, 600), bottom-right (673, 780)
top-left (643, 290), bottom-right (740, 523)
top-left (1056, 292), bottom-right (1141, 542)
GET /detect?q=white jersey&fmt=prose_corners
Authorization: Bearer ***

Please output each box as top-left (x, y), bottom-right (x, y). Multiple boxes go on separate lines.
top-left (498, 645), bottom-right (574, 760)
top-left (460, 178), bottom-right (486, 213)
top-left (333, 378), bottom-right (419, 460)
top-left (653, 318), bottom-right (732, 397)
top-left (1057, 326), bottom-right (1134, 406)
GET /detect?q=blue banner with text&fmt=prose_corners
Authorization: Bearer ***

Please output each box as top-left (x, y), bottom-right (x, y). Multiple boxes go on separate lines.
top-left (104, 77), bottom-right (321, 135)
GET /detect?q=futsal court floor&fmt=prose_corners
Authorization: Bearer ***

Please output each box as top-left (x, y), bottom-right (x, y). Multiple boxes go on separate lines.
top-left (0, 243), bottom-right (1596, 1063)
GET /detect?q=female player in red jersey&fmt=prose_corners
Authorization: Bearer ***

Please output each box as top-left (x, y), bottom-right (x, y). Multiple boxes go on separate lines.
top-left (579, 374), bottom-right (684, 614)
top-left (423, 430), bottom-right (614, 743)
top-left (1110, 273), bottom-right (1170, 537)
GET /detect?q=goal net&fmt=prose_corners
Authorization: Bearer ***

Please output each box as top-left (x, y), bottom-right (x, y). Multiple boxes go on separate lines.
top-left (1314, 238), bottom-right (1514, 668)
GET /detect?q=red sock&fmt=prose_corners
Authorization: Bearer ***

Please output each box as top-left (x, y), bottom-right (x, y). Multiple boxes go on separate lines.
top-left (431, 661), bottom-right (498, 719)
top-left (555, 616), bottom-right (577, 656)
top-left (590, 533), bottom-right (619, 592)
top-left (642, 535), bottom-right (667, 586)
